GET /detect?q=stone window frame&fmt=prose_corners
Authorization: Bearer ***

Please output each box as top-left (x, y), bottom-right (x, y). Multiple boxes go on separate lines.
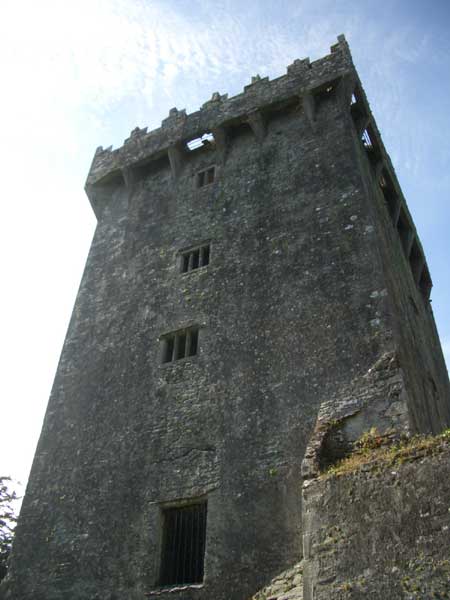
top-left (179, 242), bottom-right (211, 274)
top-left (196, 165), bottom-right (216, 188)
top-left (160, 326), bottom-right (200, 364)
top-left (158, 498), bottom-right (208, 588)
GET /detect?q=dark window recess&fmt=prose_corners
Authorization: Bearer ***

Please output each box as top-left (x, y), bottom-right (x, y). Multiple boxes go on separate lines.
top-left (180, 244), bottom-right (210, 273)
top-left (161, 327), bottom-right (199, 364)
top-left (314, 80), bottom-right (338, 108)
top-left (186, 133), bottom-right (215, 152)
top-left (160, 502), bottom-right (207, 586)
top-left (196, 166), bottom-right (215, 188)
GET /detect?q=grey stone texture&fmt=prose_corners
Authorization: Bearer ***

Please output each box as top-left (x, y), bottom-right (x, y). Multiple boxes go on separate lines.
top-left (250, 562), bottom-right (303, 600)
top-left (2, 35), bottom-right (450, 600)
top-left (302, 442), bottom-right (450, 599)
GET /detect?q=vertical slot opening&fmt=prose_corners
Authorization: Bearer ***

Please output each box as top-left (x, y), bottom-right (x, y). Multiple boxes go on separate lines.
top-left (206, 167), bottom-right (215, 184)
top-left (197, 171), bottom-right (205, 188)
top-left (188, 329), bottom-right (199, 357)
top-left (163, 337), bottom-right (174, 363)
top-left (192, 249), bottom-right (200, 270)
top-left (182, 254), bottom-right (190, 273)
top-left (176, 332), bottom-right (187, 360)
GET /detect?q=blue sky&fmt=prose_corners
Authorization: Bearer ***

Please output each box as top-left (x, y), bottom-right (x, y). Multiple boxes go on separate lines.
top-left (1, 0), bottom-right (449, 492)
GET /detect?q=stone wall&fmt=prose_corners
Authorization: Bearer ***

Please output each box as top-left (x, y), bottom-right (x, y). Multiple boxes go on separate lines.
top-left (302, 439), bottom-right (450, 599)
top-left (249, 562), bottom-right (303, 600)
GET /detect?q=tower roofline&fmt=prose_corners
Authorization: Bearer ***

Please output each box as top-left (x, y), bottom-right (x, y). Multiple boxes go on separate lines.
top-left (85, 35), bottom-right (353, 193)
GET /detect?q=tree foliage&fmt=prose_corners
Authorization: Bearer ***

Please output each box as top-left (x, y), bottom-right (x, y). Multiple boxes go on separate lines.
top-left (0, 477), bottom-right (19, 582)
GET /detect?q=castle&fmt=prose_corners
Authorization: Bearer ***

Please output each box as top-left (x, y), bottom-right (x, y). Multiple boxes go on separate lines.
top-left (2, 35), bottom-right (450, 600)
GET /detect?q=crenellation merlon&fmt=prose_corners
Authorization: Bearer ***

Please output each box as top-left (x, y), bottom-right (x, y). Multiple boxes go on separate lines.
top-left (85, 35), bottom-right (352, 188)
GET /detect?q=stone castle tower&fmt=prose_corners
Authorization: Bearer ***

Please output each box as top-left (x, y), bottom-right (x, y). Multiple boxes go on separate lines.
top-left (2, 35), bottom-right (450, 600)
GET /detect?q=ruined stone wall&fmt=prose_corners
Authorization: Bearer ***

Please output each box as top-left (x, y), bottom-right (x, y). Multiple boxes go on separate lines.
top-left (302, 441), bottom-right (450, 600)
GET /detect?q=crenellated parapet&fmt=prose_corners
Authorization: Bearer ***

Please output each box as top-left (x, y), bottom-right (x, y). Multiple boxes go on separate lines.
top-left (85, 34), bottom-right (354, 194)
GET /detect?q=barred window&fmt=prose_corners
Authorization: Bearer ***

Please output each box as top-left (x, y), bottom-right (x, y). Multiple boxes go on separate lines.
top-left (180, 244), bottom-right (210, 273)
top-left (161, 327), bottom-right (199, 364)
top-left (159, 501), bottom-right (207, 586)
top-left (196, 166), bottom-right (215, 188)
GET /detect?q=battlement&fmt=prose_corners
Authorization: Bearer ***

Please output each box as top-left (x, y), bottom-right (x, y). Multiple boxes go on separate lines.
top-left (85, 35), bottom-right (353, 191)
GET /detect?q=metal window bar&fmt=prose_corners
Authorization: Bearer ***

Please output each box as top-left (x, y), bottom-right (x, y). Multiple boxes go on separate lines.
top-left (160, 503), bottom-right (207, 585)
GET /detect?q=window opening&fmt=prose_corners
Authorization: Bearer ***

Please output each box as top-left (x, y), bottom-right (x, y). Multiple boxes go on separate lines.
top-left (186, 133), bottom-right (215, 152)
top-left (196, 166), bottom-right (215, 188)
top-left (361, 128), bottom-right (373, 149)
top-left (159, 501), bottom-right (207, 586)
top-left (180, 243), bottom-right (210, 273)
top-left (175, 332), bottom-right (187, 360)
top-left (163, 337), bottom-right (175, 363)
top-left (161, 326), bottom-right (200, 364)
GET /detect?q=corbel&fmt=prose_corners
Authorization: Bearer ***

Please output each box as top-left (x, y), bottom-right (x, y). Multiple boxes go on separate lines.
top-left (211, 125), bottom-right (229, 163)
top-left (302, 92), bottom-right (316, 127)
top-left (167, 143), bottom-right (184, 180)
top-left (247, 110), bottom-right (266, 143)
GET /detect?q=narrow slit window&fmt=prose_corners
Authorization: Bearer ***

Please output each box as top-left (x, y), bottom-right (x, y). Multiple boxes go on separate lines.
top-left (196, 166), bottom-right (215, 188)
top-left (180, 243), bottom-right (211, 273)
top-left (192, 249), bottom-right (200, 270)
top-left (206, 167), bottom-right (215, 185)
top-left (200, 245), bottom-right (210, 267)
top-left (188, 329), bottom-right (199, 357)
top-left (160, 326), bottom-right (200, 364)
top-left (159, 501), bottom-right (207, 586)
top-left (163, 337), bottom-right (175, 363)
top-left (197, 171), bottom-right (205, 188)
top-left (175, 332), bottom-right (187, 360)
